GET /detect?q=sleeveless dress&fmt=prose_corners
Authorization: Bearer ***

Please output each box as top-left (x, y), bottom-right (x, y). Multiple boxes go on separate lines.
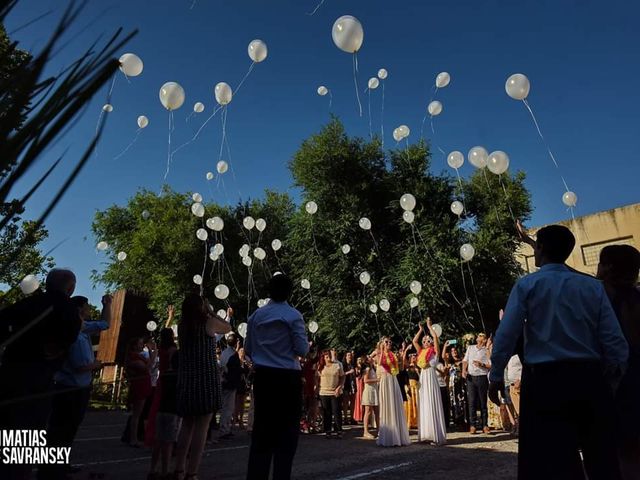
top-left (354, 367), bottom-right (364, 421)
top-left (417, 349), bottom-right (447, 445)
top-left (376, 365), bottom-right (411, 447)
top-left (406, 366), bottom-right (420, 429)
top-left (177, 322), bottom-right (221, 417)
top-left (362, 367), bottom-right (379, 406)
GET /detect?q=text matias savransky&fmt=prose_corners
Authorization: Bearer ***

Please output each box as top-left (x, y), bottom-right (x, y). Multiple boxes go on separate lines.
top-left (1, 430), bottom-right (70, 465)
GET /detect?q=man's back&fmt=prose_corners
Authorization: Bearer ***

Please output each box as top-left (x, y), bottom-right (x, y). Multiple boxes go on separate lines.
top-left (245, 301), bottom-right (308, 370)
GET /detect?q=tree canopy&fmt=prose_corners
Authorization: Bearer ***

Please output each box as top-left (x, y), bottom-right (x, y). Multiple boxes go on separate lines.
top-left (93, 119), bottom-right (531, 350)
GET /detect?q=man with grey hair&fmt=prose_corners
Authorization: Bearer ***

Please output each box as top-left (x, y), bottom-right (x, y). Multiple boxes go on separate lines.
top-left (0, 268), bottom-right (81, 480)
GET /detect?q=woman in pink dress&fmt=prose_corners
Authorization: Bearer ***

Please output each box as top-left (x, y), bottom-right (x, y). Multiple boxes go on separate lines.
top-left (353, 356), bottom-right (365, 423)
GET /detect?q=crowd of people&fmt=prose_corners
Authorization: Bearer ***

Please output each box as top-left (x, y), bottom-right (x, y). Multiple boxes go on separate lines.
top-left (0, 222), bottom-right (638, 480)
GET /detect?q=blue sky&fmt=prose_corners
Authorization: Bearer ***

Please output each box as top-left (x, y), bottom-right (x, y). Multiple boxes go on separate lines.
top-left (5, 0), bottom-right (640, 304)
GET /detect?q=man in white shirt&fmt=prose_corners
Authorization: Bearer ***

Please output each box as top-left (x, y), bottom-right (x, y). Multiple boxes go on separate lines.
top-left (462, 333), bottom-right (491, 434)
top-left (504, 355), bottom-right (522, 416)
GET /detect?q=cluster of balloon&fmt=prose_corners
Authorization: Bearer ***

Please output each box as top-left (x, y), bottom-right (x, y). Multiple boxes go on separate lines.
top-left (400, 193), bottom-right (416, 225)
top-left (460, 243), bottom-right (475, 262)
top-left (505, 73), bottom-right (575, 212)
top-left (19, 274), bottom-right (40, 295)
top-left (206, 216), bottom-right (224, 232)
top-left (447, 151), bottom-right (468, 216)
top-left (159, 81), bottom-right (186, 179)
top-left (237, 322), bottom-right (248, 339)
top-left (331, 15), bottom-right (364, 116)
top-left (146, 321), bottom-right (157, 332)
top-left (393, 125), bottom-right (410, 143)
top-left (377, 68), bottom-right (388, 144)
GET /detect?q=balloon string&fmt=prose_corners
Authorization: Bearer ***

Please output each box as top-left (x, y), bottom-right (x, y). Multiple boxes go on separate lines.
top-left (273, 251), bottom-right (286, 275)
top-left (219, 106), bottom-right (228, 161)
top-left (107, 74), bottom-right (117, 97)
top-left (369, 231), bottom-right (385, 269)
top-left (306, 0), bottom-right (325, 15)
top-left (185, 111), bottom-right (195, 123)
top-left (113, 129), bottom-right (142, 161)
top-left (380, 81), bottom-right (385, 148)
top-left (246, 266), bottom-right (252, 317)
top-left (234, 62), bottom-right (256, 98)
top-left (164, 111), bottom-right (174, 180)
top-left (482, 169), bottom-right (501, 223)
top-left (459, 259), bottom-right (471, 306)
top-left (522, 99), bottom-right (570, 192)
top-left (172, 104), bottom-right (223, 156)
top-left (200, 238), bottom-right (207, 296)
top-left (498, 174), bottom-right (517, 222)
top-left (328, 90), bottom-right (333, 110)
top-left (454, 168), bottom-right (468, 216)
top-left (352, 53), bottom-right (362, 117)
top-left (222, 252), bottom-right (241, 296)
top-left (466, 262), bottom-right (486, 332)
top-left (368, 90), bottom-right (372, 139)
top-left (310, 216), bottom-right (320, 256)
top-left (420, 114), bottom-right (427, 140)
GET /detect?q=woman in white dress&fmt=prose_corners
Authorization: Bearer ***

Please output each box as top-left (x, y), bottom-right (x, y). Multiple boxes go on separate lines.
top-left (361, 358), bottom-right (380, 439)
top-left (412, 318), bottom-right (447, 445)
top-left (374, 337), bottom-right (411, 447)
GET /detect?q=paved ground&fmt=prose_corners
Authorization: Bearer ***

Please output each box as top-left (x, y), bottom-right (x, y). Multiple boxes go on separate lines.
top-left (68, 411), bottom-right (518, 479)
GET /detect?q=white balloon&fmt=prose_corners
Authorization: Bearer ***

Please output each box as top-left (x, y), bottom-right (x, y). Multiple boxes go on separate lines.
top-left (248, 39), bottom-right (268, 63)
top-left (410, 280), bottom-right (422, 295)
top-left (214, 284), bottom-right (230, 300)
top-left (254, 247), bottom-right (266, 260)
top-left (209, 252), bottom-right (219, 262)
top-left (435, 71), bottom-right (451, 88)
top-left (393, 128), bottom-right (403, 142)
top-left (217, 309), bottom-right (227, 320)
top-left (196, 228), bottom-right (208, 241)
top-left (208, 216), bottom-right (224, 231)
top-left (468, 146), bottom-right (489, 169)
top-left (379, 299), bottom-right (390, 312)
top-left (341, 244), bottom-right (351, 254)
top-left (194, 102), bottom-right (205, 113)
top-left (451, 200), bottom-right (464, 216)
top-left (242, 256), bottom-right (252, 267)
top-left (117, 251), bottom-right (127, 262)
top-left (409, 297), bottom-right (419, 309)
top-left (19, 274), bottom-right (40, 295)
top-left (432, 323), bottom-right (443, 338)
top-left (102, 104), bottom-right (113, 112)
top-left (217, 160), bottom-right (229, 174)
top-left (239, 244), bottom-right (251, 257)
top-left (159, 82), bottom-right (185, 111)
top-left (206, 172), bottom-right (214, 180)
top-left (255, 218), bottom-right (266, 232)
top-left (305, 201), bottom-right (318, 215)
top-left (243, 216), bottom-right (256, 230)
top-left (142, 210), bottom-right (151, 220)
top-left (397, 124), bottom-right (410, 139)
top-left (562, 191), bottom-right (578, 207)
top-left (369, 304), bottom-right (378, 313)
top-left (192, 193), bottom-right (203, 203)
top-left (428, 100), bottom-right (443, 116)
top-left (460, 243), bottom-right (475, 262)
top-left (505, 73), bottom-right (530, 100)
top-left (317, 86), bottom-right (329, 96)
top-left (332, 15), bottom-right (364, 53)
top-left (400, 193), bottom-right (416, 211)
top-left (301, 279), bottom-right (311, 290)
top-left (96, 241), bottom-right (108, 251)
top-left (191, 202), bottom-right (205, 218)
top-left (119, 53), bottom-right (143, 77)
top-left (146, 320), bottom-right (158, 332)
top-left (377, 68), bottom-right (388, 80)
top-left (271, 239), bottom-right (282, 251)
top-left (359, 217), bottom-right (372, 230)
top-left (215, 82), bottom-right (233, 106)
top-left (308, 321), bottom-right (319, 334)
top-left (368, 77), bottom-right (379, 90)
top-left (212, 243), bottom-right (224, 256)
top-left (137, 115), bottom-right (149, 128)
top-left (447, 151), bottom-right (464, 170)
top-left (487, 151), bottom-right (510, 175)
top-left (238, 322), bottom-right (248, 338)
top-left (192, 275), bottom-right (203, 286)
top-left (403, 211), bottom-right (415, 224)
top-left (359, 271), bottom-right (370, 285)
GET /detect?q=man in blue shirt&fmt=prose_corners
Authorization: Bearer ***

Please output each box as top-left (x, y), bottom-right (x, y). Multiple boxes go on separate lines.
top-left (245, 273), bottom-right (309, 480)
top-left (489, 225), bottom-right (628, 480)
top-left (39, 294), bottom-right (111, 480)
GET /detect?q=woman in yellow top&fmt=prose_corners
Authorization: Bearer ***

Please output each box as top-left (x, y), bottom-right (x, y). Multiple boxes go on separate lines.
top-left (412, 318), bottom-right (447, 445)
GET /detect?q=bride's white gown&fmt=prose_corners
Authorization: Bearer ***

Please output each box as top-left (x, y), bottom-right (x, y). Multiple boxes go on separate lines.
top-left (418, 356), bottom-right (447, 445)
top-left (376, 365), bottom-right (411, 447)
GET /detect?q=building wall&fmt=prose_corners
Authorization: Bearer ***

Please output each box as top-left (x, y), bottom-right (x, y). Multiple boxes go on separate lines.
top-left (517, 203), bottom-right (640, 275)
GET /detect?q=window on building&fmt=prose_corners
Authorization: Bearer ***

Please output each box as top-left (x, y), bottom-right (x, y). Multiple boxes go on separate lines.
top-left (580, 236), bottom-right (637, 267)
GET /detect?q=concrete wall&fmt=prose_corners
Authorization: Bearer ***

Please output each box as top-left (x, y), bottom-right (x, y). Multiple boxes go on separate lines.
top-left (517, 203), bottom-right (640, 275)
